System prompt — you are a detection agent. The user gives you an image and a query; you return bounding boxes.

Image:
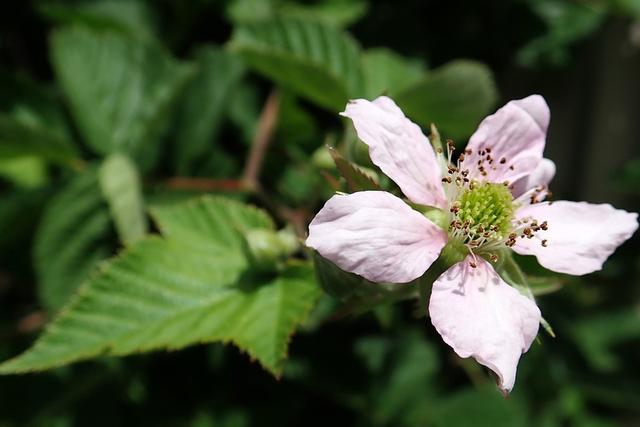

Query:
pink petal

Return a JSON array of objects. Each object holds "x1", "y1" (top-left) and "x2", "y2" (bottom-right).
[
  {"x1": 511, "y1": 158, "x2": 556, "y2": 199},
  {"x1": 429, "y1": 256, "x2": 541, "y2": 394},
  {"x1": 341, "y1": 97, "x2": 447, "y2": 208},
  {"x1": 465, "y1": 95, "x2": 549, "y2": 185},
  {"x1": 306, "y1": 191, "x2": 447, "y2": 283},
  {"x1": 513, "y1": 201, "x2": 638, "y2": 275}
]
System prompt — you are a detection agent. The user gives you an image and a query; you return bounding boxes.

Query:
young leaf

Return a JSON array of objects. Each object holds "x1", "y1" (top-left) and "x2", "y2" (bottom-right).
[
  {"x1": 328, "y1": 147, "x2": 380, "y2": 192},
  {"x1": 173, "y1": 46, "x2": 245, "y2": 174},
  {"x1": 0, "y1": 197, "x2": 320, "y2": 376},
  {"x1": 394, "y1": 60, "x2": 497, "y2": 139},
  {"x1": 99, "y1": 153, "x2": 148, "y2": 244},
  {"x1": 50, "y1": 27, "x2": 193, "y2": 163},
  {"x1": 35, "y1": 167, "x2": 113, "y2": 311},
  {"x1": 229, "y1": 15, "x2": 363, "y2": 111}
]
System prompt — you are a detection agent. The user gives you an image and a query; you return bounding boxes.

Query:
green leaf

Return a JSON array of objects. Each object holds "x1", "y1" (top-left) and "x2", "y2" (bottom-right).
[
  {"x1": 38, "y1": 0, "x2": 157, "y2": 41},
  {"x1": 372, "y1": 331, "x2": 439, "y2": 425},
  {"x1": 228, "y1": 81, "x2": 261, "y2": 146},
  {"x1": 0, "y1": 189, "x2": 47, "y2": 255},
  {"x1": 151, "y1": 196, "x2": 274, "y2": 246},
  {"x1": 313, "y1": 252, "x2": 380, "y2": 300},
  {"x1": 572, "y1": 309, "x2": 640, "y2": 372},
  {"x1": 616, "y1": 157, "x2": 640, "y2": 194},
  {"x1": 517, "y1": 0, "x2": 606, "y2": 67},
  {"x1": 225, "y1": 0, "x2": 275, "y2": 24},
  {"x1": 0, "y1": 197, "x2": 320, "y2": 376},
  {"x1": 328, "y1": 146, "x2": 380, "y2": 192},
  {"x1": 0, "y1": 156, "x2": 48, "y2": 189},
  {"x1": 278, "y1": 0, "x2": 369, "y2": 28},
  {"x1": 361, "y1": 48, "x2": 424, "y2": 98},
  {"x1": 35, "y1": 167, "x2": 113, "y2": 311},
  {"x1": 229, "y1": 15, "x2": 363, "y2": 111},
  {"x1": 394, "y1": 60, "x2": 498, "y2": 139},
  {"x1": 0, "y1": 113, "x2": 78, "y2": 167},
  {"x1": 50, "y1": 27, "x2": 194, "y2": 163},
  {"x1": 173, "y1": 47, "x2": 245, "y2": 174},
  {"x1": 312, "y1": 253, "x2": 416, "y2": 315},
  {"x1": 432, "y1": 387, "x2": 528, "y2": 427},
  {"x1": 226, "y1": 0, "x2": 368, "y2": 28},
  {"x1": 99, "y1": 154, "x2": 148, "y2": 244}
]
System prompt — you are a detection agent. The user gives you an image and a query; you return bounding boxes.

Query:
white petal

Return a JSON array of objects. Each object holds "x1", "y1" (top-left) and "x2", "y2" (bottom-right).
[
  {"x1": 511, "y1": 158, "x2": 556, "y2": 200},
  {"x1": 341, "y1": 97, "x2": 447, "y2": 208},
  {"x1": 513, "y1": 201, "x2": 638, "y2": 275},
  {"x1": 428, "y1": 256, "x2": 541, "y2": 394},
  {"x1": 464, "y1": 95, "x2": 549, "y2": 185},
  {"x1": 306, "y1": 191, "x2": 447, "y2": 283}
]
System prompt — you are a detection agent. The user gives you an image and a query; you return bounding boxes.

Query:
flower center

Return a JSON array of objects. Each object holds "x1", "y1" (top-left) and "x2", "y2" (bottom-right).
[{"x1": 449, "y1": 182, "x2": 514, "y2": 246}]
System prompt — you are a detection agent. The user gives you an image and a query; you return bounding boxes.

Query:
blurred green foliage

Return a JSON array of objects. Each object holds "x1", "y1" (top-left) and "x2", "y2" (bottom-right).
[{"x1": 0, "y1": 0, "x2": 639, "y2": 426}]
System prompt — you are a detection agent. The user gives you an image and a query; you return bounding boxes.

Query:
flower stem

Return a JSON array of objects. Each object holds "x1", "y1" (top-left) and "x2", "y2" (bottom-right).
[{"x1": 501, "y1": 253, "x2": 556, "y2": 338}]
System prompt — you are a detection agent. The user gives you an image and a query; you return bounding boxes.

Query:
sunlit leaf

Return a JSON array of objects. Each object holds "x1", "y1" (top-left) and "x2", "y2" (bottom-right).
[
  {"x1": 0, "y1": 197, "x2": 320, "y2": 376},
  {"x1": 0, "y1": 156, "x2": 48, "y2": 189}
]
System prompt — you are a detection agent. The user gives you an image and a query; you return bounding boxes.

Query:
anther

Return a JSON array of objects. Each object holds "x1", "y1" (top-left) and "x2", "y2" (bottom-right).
[{"x1": 541, "y1": 239, "x2": 548, "y2": 247}]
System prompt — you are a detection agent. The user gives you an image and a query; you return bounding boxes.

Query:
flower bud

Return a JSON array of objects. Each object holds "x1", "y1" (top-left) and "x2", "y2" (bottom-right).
[{"x1": 244, "y1": 228, "x2": 299, "y2": 271}]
